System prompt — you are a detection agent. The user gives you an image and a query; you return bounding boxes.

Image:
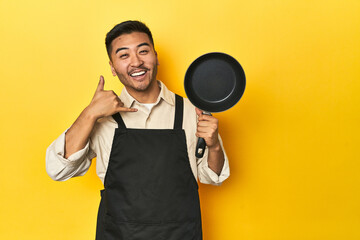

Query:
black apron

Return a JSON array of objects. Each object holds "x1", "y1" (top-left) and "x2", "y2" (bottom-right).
[{"x1": 96, "y1": 94, "x2": 202, "y2": 240}]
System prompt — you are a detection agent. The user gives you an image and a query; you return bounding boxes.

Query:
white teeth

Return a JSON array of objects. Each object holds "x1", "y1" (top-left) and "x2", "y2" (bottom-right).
[{"x1": 130, "y1": 71, "x2": 146, "y2": 77}]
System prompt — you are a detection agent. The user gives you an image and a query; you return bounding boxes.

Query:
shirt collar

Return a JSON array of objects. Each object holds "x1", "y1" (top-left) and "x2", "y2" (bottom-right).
[{"x1": 120, "y1": 80, "x2": 174, "y2": 108}]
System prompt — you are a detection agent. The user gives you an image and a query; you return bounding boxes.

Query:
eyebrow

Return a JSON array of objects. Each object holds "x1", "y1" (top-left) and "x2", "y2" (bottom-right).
[{"x1": 115, "y1": 42, "x2": 150, "y2": 54}]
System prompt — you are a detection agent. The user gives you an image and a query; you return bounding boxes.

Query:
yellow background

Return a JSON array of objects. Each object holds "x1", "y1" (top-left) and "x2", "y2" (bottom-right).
[{"x1": 1, "y1": 0, "x2": 359, "y2": 239}]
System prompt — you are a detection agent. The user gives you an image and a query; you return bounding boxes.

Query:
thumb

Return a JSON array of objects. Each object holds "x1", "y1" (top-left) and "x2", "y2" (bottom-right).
[
  {"x1": 195, "y1": 107, "x2": 203, "y2": 117},
  {"x1": 96, "y1": 75, "x2": 105, "y2": 92}
]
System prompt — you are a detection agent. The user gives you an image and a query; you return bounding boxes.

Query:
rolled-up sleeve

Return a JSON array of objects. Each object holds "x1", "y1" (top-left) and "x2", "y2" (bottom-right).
[
  {"x1": 197, "y1": 134, "x2": 230, "y2": 186},
  {"x1": 45, "y1": 130, "x2": 96, "y2": 181}
]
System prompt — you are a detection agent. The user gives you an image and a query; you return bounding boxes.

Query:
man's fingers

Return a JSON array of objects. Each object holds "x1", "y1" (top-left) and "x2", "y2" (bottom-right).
[
  {"x1": 116, "y1": 106, "x2": 138, "y2": 112},
  {"x1": 96, "y1": 75, "x2": 105, "y2": 92},
  {"x1": 198, "y1": 114, "x2": 217, "y2": 122},
  {"x1": 195, "y1": 107, "x2": 203, "y2": 117},
  {"x1": 197, "y1": 121, "x2": 217, "y2": 128}
]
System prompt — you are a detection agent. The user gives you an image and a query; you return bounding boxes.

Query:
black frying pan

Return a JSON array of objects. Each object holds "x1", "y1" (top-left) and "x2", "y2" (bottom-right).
[{"x1": 184, "y1": 52, "x2": 246, "y2": 158}]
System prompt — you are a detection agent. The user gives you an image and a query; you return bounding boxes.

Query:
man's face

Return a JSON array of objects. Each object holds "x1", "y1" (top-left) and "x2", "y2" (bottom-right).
[{"x1": 109, "y1": 32, "x2": 159, "y2": 94}]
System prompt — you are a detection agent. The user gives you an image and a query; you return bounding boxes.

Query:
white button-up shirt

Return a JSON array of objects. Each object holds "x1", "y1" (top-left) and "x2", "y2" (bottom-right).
[{"x1": 46, "y1": 81, "x2": 230, "y2": 186}]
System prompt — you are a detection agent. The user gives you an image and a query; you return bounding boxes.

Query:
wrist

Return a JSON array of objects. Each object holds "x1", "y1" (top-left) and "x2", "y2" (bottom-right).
[
  {"x1": 82, "y1": 105, "x2": 100, "y2": 123},
  {"x1": 208, "y1": 141, "x2": 221, "y2": 152}
]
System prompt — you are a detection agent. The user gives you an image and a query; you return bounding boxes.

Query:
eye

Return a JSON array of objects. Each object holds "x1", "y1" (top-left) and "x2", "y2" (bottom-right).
[
  {"x1": 120, "y1": 53, "x2": 128, "y2": 59},
  {"x1": 139, "y1": 50, "x2": 149, "y2": 54}
]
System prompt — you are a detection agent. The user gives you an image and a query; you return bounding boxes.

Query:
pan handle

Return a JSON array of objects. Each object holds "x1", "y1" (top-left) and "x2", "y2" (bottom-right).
[{"x1": 195, "y1": 112, "x2": 212, "y2": 158}]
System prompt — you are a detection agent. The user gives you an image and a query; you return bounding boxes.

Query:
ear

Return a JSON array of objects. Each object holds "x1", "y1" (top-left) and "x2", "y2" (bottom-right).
[
  {"x1": 109, "y1": 60, "x2": 117, "y2": 76},
  {"x1": 155, "y1": 51, "x2": 159, "y2": 66}
]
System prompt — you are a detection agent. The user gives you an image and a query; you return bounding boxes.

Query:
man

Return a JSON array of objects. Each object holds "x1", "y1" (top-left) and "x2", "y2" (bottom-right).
[{"x1": 46, "y1": 20, "x2": 230, "y2": 239}]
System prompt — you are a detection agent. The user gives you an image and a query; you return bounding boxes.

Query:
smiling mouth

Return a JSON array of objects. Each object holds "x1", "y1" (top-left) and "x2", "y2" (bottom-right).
[{"x1": 129, "y1": 70, "x2": 147, "y2": 77}]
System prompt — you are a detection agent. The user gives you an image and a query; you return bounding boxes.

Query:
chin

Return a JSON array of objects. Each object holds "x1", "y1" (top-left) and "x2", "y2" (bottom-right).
[{"x1": 135, "y1": 77, "x2": 156, "y2": 91}]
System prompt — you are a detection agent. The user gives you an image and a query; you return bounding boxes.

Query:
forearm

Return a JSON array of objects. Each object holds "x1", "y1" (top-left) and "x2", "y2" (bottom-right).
[
  {"x1": 207, "y1": 142, "x2": 225, "y2": 176},
  {"x1": 65, "y1": 106, "x2": 98, "y2": 158}
]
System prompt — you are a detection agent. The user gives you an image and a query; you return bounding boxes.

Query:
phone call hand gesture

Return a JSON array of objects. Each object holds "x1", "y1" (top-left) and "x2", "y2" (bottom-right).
[{"x1": 87, "y1": 76, "x2": 138, "y2": 120}]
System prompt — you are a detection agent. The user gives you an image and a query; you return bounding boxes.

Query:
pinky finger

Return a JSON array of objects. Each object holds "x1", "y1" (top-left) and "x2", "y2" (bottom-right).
[{"x1": 119, "y1": 107, "x2": 138, "y2": 112}]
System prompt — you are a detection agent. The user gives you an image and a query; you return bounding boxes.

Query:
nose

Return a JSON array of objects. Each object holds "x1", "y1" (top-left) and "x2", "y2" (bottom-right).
[{"x1": 130, "y1": 53, "x2": 143, "y2": 67}]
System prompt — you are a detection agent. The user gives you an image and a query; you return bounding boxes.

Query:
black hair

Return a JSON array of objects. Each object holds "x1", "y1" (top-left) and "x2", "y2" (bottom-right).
[{"x1": 105, "y1": 20, "x2": 154, "y2": 60}]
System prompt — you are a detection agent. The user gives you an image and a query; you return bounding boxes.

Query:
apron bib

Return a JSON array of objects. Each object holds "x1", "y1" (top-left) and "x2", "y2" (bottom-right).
[{"x1": 96, "y1": 94, "x2": 202, "y2": 240}]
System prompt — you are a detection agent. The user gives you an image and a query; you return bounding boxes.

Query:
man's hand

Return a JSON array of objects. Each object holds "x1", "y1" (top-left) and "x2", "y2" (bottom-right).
[
  {"x1": 195, "y1": 108, "x2": 220, "y2": 150},
  {"x1": 64, "y1": 76, "x2": 137, "y2": 158},
  {"x1": 86, "y1": 76, "x2": 137, "y2": 120},
  {"x1": 195, "y1": 108, "x2": 225, "y2": 175}
]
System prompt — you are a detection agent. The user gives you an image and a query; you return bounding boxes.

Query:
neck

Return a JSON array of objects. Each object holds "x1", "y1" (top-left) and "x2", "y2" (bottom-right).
[{"x1": 126, "y1": 80, "x2": 161, "y2": 103}]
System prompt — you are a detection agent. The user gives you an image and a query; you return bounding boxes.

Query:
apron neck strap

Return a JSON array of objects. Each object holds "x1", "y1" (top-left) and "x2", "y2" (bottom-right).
[
  {"x1": 173, "y1": 94, "x2": 183, "y2": 130},
  {"x1": 112, "y1": 112, "x2": 126, "y2": 129},
  {"x1": 112, "y1": 94, "x2": 184, "y2": 130}
]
